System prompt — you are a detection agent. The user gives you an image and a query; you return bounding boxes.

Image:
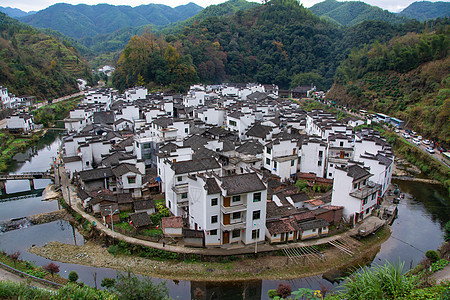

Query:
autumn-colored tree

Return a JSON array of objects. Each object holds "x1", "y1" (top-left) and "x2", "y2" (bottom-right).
[{"x1": 43, "y1": 262, "x2": 60, "y2": 277}]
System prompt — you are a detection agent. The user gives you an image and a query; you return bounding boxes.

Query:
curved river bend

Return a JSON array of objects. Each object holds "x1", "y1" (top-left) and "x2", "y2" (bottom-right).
[{"x1": 0, "y1": 131, "x2": 448, "y2": 299}]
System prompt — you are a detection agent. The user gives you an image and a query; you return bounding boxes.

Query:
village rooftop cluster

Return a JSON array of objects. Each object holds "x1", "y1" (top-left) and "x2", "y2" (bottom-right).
[{"x1": 54, "y1": 83, "x2": 394, "y2": 248}]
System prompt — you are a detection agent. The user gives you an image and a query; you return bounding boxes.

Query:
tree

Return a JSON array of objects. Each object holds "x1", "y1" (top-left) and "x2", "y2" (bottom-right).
[
  {"x1": 113, "y1": 270, "x2": 168, "y2": 300},
  {"x1": 101, "y1": 277, "x2": 116, "y2": 289},
  {"x1": 8, "y1": 251, "x2": 20, "y2": 269},
  {"x1": 43, "y1": 262, "x2": 60, "y2": 278},
  {"x1": 68, "y1": 271, "x2": 79, "y2": 283},
  {"x1": 276, "y1": 282, "x2": 292, "y2": 298}
]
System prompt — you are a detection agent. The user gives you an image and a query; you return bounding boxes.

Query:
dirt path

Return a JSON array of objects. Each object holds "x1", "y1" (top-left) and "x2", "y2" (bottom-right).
[{"x1": 28, "y1": 228, "x2": 388, "y2": 282}]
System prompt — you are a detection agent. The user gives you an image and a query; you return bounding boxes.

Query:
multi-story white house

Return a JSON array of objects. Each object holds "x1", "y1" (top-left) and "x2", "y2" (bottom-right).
[
  {"x1": 326, "y1": 134, "x2": 354, "y2": 179},
  {"x1": 186, "y1": 172, "x2": 267, "y2": 247},
  {"x1": 125, "y1": 86, "x2": 147, "y2": 101},
  {"x1": 226, "y1": 111, "x2": 255, "y2": 140},
  {"x1": 299, "y1": 138, "x2": 327, "y2": 178},
  {"x1": 84, "y1": 88, "x2": 112, "y2": 108},
  {"x1": 263, "y1": 139, "x2": 299, "y2": 181},
  {"x1": 196, "y1": 107, "x2": 225, "y2": 126},
  {"x1": 0, "y1": 86, "x2": 11, "y2": 109},
  {"x1": 331, "y1": 164, "x2": 381, "y2": 224},
  {"x1": 64, "y1": 107, "x2": 93, "y2": 133},
  {"x1": 6, "y1": 113, "x2": 34, "y2": 133},
  {"x1": 162, "y1": 157, "x2": 222, "y2": 217}
]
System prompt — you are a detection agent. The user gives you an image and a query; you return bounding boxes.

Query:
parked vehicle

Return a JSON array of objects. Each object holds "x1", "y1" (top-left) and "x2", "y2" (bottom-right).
[
  {"x1": 412, "y1": 138, "x2": 421, "y2": 145},
  {"x1": 423, "y1": 140, "x2": 431, "y2": 145},
  {"x1": 417, "y1": 135, "x2": 422, "y2": 140},
  {"x1": 411, "y1": 131, "x2": 418, "y2": 137},
  {"x1": 426, "y1": 146, "x2": 435, "y2": 154},
  {"x1": 437, "y1": 146, "x2": 447, "y2": 153},
  {"x1": 402, "y1": 132, "x2": 410, "y2": 139}
]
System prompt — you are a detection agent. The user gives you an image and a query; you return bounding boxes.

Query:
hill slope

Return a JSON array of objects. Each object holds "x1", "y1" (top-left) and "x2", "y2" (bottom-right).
[
  {"x1": 309, "y1": 0, "x2": 410, "y2": 26},
  {"x1": 0, "y1": 12, "x2": 93, "y2": 99},
  {"x1": 399, "y1": 1, "x2": 450, "y2": 21},
  {"x1": 18, "y1": 2, "x2": 203, "y2": 39},
  {"x1": 327, "y1": 27, "x2": 450, "y2": 144},
  {"x1": 113, "y1": 0, "x2": 412, "y2": 92},
  {"x1": 0, "y1": 6, "x2": 35, "y2": 18}
]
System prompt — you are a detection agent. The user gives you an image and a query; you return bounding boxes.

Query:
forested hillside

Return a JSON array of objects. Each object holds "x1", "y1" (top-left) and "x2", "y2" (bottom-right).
[
  {"x1": 327, "y1": 23, "x2": 450, "y2": 144},
  {"x1": 0, "y1": 6, "x2": 35, "y2": 18},
  {"x1": 309, "y1": 0, "x2": 409, "y2": 26},
  {"x1": 19, "y1": 3, "x2": 203, "y2": 39},
  {"x1": 0, "y1": 12, "x2": 94, "y2": 99},
  {"x1": 399, "y1": 1, "x2": 450, "y2": 21},
  {"x1": 112, "y1": 0, "x2": 424, "y2": 92}
]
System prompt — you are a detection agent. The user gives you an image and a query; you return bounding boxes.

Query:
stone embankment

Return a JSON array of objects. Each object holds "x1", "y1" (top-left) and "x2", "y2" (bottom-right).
[{"x1": 27, "y1": 210, "x2": 71, "y2": 225}]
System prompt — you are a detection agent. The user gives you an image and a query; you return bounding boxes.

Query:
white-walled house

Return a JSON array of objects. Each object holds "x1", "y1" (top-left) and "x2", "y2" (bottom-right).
[
  {"x1": 186, "y1": 172, "x2": 267, "y2": 247},
  {"x1": 125, "y1": 86, "x2": 147, "y2": 101},
  {"x1": 64, "y1": 107, "x2": 93, "y2": 133},
  {"x1": 331, "y1": 164, "x2": 381, "y2": 224},
  {"x1": 163, "y1": 157, "x2": 222, "y2": 217},
  {"x1": 299, "y1": 138, "x2": 327, "y2": 178},
  {"x1": 196, "y1": 107, "x2": 226, "y2": 126},
  {"x1": 263, "y1": 139, "x2": 299, "y2": 181},
  {"x1": 112, "y1": 163, "x2": 143, "y2": 197},
  {"x1": 226, "y1": 111, "x2": 255, "y2": 140},
  {"x1": 6, "y1": 113, "x2": 34, "y2": 133}
]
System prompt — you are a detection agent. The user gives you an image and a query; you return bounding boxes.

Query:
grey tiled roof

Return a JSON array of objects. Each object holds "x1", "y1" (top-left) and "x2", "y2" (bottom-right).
[
  {"x1": 347, "y1": 165, "x2": 371, "y2": 181},
  {"x1": 112, "y1": 163, "x2": 142, "y2": 177},
  {"x1": 172, "y1": 157, "x2": 220, "y2": 175},
  {"x1": 236, "y1": 140, "x2": 263, "y2": 155},
  {"x1": 246, "y1": 124, "x2": 272, "y2": 139},
  {"x1": 134, "y1": 199, "x2": 156, "y2": 210},
  {"x1": 204, "y1": 178, "x2": 221, "y2": 195},
  {"x1": 297, "y1": 218, "x2": 329, "y2": 230},
  {"x1": 130, "y1": 212, "x2": 152, "y2": 227},
  {"x1": 220, "y1": 173, "x2": 266, "y2": 196},
  {"x1": 78, "y1": 167, "x2": 113, "y2": 181}
]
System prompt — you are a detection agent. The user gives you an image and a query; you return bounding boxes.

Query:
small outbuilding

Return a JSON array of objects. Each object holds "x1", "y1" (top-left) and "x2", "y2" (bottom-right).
[{"x1": 161, "y1": 216, "x2": 183, "y2": 237}]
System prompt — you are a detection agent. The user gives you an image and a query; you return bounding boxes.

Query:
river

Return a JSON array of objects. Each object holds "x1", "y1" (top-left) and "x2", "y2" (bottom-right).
[{"x1": 0, "y1": 130, "x2": 448, "y2": 299}]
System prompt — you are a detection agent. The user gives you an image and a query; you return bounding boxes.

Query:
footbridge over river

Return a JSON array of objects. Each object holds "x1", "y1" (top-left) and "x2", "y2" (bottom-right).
[{"x1": 0, "y1": 172, "x2": 53, "y2": 194}]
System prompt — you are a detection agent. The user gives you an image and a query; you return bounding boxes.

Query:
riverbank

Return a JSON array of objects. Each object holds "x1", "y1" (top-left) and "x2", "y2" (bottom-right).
[
  {"x1": 28, "y1": 226, "x2": 390, "y2": 282},
  {"x1": 0, "y1": 129, "x2": 46, "y2": 172}
]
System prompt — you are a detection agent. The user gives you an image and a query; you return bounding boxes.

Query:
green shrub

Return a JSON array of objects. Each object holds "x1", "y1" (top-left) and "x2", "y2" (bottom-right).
[
  {"x1": 267, "y1": 289, "x2": 278, "y2": 299},
  {"x1": 25, "y1": 269, "x2": 48, "y2": 278},
  {"x1": 68, "y1": 270, "x2": 79, "y2": 282},
  {"x1": 426, "y1": 250, "x2": 439, "y2": 263},
  {"x1": 108, "y1": 245, "x2": 119, "y2": 255}
]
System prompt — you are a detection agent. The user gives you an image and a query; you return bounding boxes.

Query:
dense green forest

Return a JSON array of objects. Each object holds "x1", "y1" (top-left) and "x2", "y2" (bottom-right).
[
  {"x1": 0, "y1": 12, "x2": 94, "y2": 100},
  {"x1": 18, "y1": 2, "x2": 202, "y2": 39},
  {"x1": 328, "y1": 23, "x2": 450, "y2": 145},
  {"x1": 310, "y1": 0, "x2": 410, "y2": 26},
  {"x1": 399, "y1": 1, "x2": 450, "y2": 21},
  {"x1": 113, "y1": 0, "x2": 426, "y2": 92}
]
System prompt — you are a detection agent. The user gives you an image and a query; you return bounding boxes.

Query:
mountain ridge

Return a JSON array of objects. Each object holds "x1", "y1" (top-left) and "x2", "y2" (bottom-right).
[{"x1": 18, "y1": 2, "x2": 203, "y2": 39}]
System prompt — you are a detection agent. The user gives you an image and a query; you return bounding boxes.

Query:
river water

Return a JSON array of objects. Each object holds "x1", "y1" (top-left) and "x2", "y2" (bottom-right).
[{"x1": 0, "y1": 130, "x2": 448, "y2": 299}]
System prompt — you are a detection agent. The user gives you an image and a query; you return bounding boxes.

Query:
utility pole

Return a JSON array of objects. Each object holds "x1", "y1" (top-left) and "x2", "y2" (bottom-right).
[{"x1": 67, "y1": 186, "x2": 71, "y2": 206}]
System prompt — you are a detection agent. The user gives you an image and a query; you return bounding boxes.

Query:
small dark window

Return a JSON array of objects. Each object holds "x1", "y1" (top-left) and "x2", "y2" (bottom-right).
[
  {"x1": 177, "y1": 176, "x2": 182, "y2": 182},
  {"x1": 232, "y1": 229, "x2": 240, "y2": 238},
  {"x1": 253, "y1": 192, "x2": 261, "y2": 202},
  {"x1": 211, "y1": 198, "x2": 218, "y2": 206},
  {"x1": 211, "y1": 215, "x2": 218, "y2": 224},
  {"x1": 181, "y1": 193, "x2": 187, "y2": 199},
  {"x1": 210, "y1": 229, "x2": 217, "y2": 236},
  {"x1": 252, "y1": 210, "x2": 261, "y2": 220},
  {"x1": 232, "y1": 195, "x2": 241, "y2": 202}
]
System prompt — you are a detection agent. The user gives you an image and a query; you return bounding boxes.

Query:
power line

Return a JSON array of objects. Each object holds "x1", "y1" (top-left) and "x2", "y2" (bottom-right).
[{"x1": 389, "y1": 235, "x2": 426, "y2": 254}]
